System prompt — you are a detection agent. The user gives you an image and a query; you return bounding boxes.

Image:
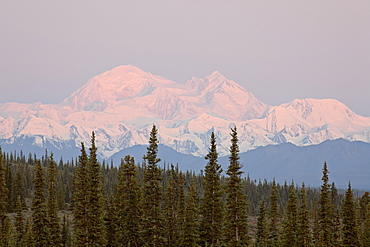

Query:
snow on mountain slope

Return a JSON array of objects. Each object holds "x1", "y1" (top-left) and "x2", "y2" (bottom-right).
[
  {"x1": 0, "y1": 65, "x2": 370, "y2": 158},
  {"x1": 186, "y1": 71, "x2": 269, "y2": 120},
  {"x1": 245, "y1": 98, "x2": 370, "y2": 147}
]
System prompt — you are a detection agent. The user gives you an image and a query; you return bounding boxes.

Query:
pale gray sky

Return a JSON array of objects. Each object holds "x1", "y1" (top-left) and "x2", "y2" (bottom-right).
[{"x1": 1, "y1": 0, "x2": 370, "y2": 116}]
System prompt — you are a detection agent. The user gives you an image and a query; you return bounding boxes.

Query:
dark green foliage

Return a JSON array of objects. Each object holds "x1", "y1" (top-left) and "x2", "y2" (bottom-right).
[
  {"x1": 183, "y1": 179, "x2": 200, "y2": 247},
  {"x1": 32, "y1": 160, "x2": 50, "y2": 246},
  {"x1": 342, "y1": 183, "x2": 359, "y2": 246},
  {"x1": 24, "y1": 219, "x2": 35, "y2": 247},
  {"x1": 224, "y1": 127, "x2": 249, "y2": 246},
  {"x1": 47, "y1": 154, "x2": 61, "y2": 245},
  {"x1": 177, "y1": 171, "x2": 186, "y2": 246},
  {"x1": 87, "y1": 132, "x2": 106, "y2": 246},
  {"x1": 0, "y1": 147, "x2": 9, "y2": 245},
  {"x1": 73, "y1": 133, "x2": 107, "y2": 247},
  {"x1": 200, "y1": 132, "x2": 224, "y2": 246},
  {"x1": 164, "y1": 166, "x2": 177, "y2": 245},
  {"x1": 281, "y1": 182, "x2": 299, "y2": 247},
  {"x1": 142, "y1": 125, "x2": 165, "y2": 246},
  {"x1": 1, "y1": 217, "x2": 13, "y2": 247},
  {"x1": 297, "y1": 183, "x2": 312, "y2": 246},
  {"x1": 362, "y1": 203, "x2": 370, "y2": 246},
  {"x1": 256, "y1": 199, "x2": 268, "y2": 247},
  {"x1": 116, "y1": 155, "x2": 142, "y2": 246},
  {"x1": 15, "y1": 196, "x2": 25, "y2": 246},
  {"x1": 73, "y1": 143, "x2": 89, "y2": 246},
  {"x1": 61, "y1": 215, "x2": 72, "y2": 247},
  {"x1": 359, "y1": 191, "x2": 370, "y2": 223},
  {"x1": 333, "y1": 209, "x2": 342, "y2": 246},
  {"x1": 268, "y1": 180, "x2": 280, "y2": 246},
  {"x1": 164, "y1": 165, "x2": 186, "y2": 246},
  {"x1": 5, "y1": 164, "x2": 14, "y2": 213},
  {"x1": 105, "y1": 196, "x2": 119, "y2": 247},
  {"x1": 14, "y1": 170, "x2": 26, "y2": 209},
  {"x1": 316, "y1": 162, "x2": 334, "y2": 247}
]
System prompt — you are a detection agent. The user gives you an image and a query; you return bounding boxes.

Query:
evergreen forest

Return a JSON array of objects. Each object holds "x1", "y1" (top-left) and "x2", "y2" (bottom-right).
[{"x1": 0, "y1": 125, "x2": 369, "y2": 246}]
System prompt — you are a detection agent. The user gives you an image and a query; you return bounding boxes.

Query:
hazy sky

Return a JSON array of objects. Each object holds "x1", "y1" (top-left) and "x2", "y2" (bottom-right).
[{"x1": 1, "y1": 1, "x2": 370, "y2": 116}]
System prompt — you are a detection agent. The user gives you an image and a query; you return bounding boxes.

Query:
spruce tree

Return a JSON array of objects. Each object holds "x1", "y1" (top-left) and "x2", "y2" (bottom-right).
[
  {"x1": 73, "y1": 142, "x2": 89, "y2": 247},
  {"x1": 47, "y1": 153, "x2": 61, "y2": 246},
  {"x1": 0, "y1": 147, "x2": 9, "y2": 246},
  {"x1": 281, "y1": 181, "x2": 299, "y2": 247},
  {"x1": 297, "y1": 183, "x2": 312, "y2": 246},
  {"x1": 15, "y1": 196, "x2": 25, "y2": 246},
  {"x1": 61, "y1": 215, "x2": 72, "y2": 247},
  {"x1": 141, "y1": 125, "x2": 165, "y2": 246},
  {"x1": 362, "y1": 203, "x2": 370, "y2": 246},
  {"x1": 105, "y1": 196, "x2": 119, "y2": 247},
  {"x1": 342, "y1": 183, "x2": 359, "y2": 246},
  {"x1": 333, "y1": 209, "x2": 342, "y2": 246},
  {"x1": 87, "y1": 132, "x2": 106, "y2": 246},
  {"x1": 317, "y1": 162, "x2": 334, "y2": 246},
  {"x1": 268, "y1": 180, "x2": 280, "y2": 246},
  {"x1": 164, "y1": 165, "x2": 178, "y2": 246},
  {"x1": 116, "y1": 155, "x2": 142, "y2": 246},
  {"x1": 163, "y1": 166, "x2": 186, "y2": 246},
  {"x1": 183, "y1": 179, "x2": 200, "y2": 247},
  {"x1": 256, "y1": 199, "x2": 268, "y2": 247},
  {"x1": 32, "y1": 160, "x2": 50, "y2": 246},
  {"x1": 5, "y1": 163, "x2": 14, "y2": 213},
  {"x1": 224, "y1": 127, "x2": 249, "y2": 246},
  {"x1": 14, "y1": 170, "x2": 26, "y2": 209},
  {"x1": 177, "y1": 171, "x2": 186, "y2": 246},
  {"x1": 200, "y1": 132, "x2": 224, "y2": 246},
  {"x1": 24, "y1": 219, "x2": 35, "y2": 247},
  {"x1": 1, "y1": 217, "x2": 13, "y2": 247}
]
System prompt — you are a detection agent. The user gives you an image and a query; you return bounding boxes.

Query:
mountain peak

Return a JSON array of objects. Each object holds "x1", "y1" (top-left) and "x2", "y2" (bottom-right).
[
  {"x1": 98, "y1": 65, "x2": 150, "y2": 79},
  {"x1": 205, "y1": 71, "x2": 228, "y2": 83}
]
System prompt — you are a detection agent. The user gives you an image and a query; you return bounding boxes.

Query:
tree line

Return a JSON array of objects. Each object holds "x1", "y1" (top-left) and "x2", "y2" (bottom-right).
[{"x1": 0, "y1": 125, "x2": 368, "y2": 246}]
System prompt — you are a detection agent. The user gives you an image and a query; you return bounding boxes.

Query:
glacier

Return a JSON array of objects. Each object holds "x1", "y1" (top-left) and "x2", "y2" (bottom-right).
[{"x1": 1, "y1": 65, "x2": 370, "y2": 159}]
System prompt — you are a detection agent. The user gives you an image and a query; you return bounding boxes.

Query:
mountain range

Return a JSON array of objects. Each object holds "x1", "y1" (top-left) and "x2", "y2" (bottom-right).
[{"x1": 1, "y1": 65, "x2": 370, "y2": 188}]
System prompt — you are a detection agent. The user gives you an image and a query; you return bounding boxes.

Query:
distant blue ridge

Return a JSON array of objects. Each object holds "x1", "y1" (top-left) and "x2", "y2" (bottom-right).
[{"x1": 2, "y1": 137, "x2": 370, "y2": 190}]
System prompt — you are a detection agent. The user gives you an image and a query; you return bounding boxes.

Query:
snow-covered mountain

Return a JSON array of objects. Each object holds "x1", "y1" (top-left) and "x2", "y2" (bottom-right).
[{"x1": 1, "y1": 65, "x2": 370, "y2": 159}]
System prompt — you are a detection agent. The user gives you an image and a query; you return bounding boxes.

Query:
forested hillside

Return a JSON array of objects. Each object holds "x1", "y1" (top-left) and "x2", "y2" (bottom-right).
[{"x1": 0, "y1": 125, "x2": 368, "y2": 246}]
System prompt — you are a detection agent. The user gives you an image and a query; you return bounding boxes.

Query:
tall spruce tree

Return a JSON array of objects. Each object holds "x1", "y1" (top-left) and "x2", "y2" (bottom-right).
[
  {"x1": 256, "y1": 199, "x2": 268, "y2": 247},
  {"x1": 341, "y1": 183, "x2": 359, "y2": 246},
  {"x1": 268, "y1": 180, "x2": 280, "y2": 246},
  {"x1": 200, "y1": 132, "x2": 224, "y2": 246},
  {"x1": 183, "y1": 179, "x2": 200, "y2": 247},
  {"x1": 141, "y1": 125, "x2": 165, "y2": 246},
  {"x1": 164, "y1": 165, "x2": 180, "y2": 246},
  {"x1": 281, "y1": 181, "x2": 299, "y2": 247},
  {"x1": 224, "y1": 127, "x2": 249, "y2": 246},
  {"x1": 24, "y1": 219, "x2": 35, "y2": 247},
  {"x1": 362, "y1": 203, "x2": 370, "y2": 246},
  {"x1": 61, "y1": 215, "x2": 72, "y2": 247},
  {"x1": 0, "y1": 147, "x2": 9, "y2": 246},
  {"x1": 73, "y1": 143, "x2": 89, "y2": 247},
  {"x1": 317, "y1": 162, "x2": 334, "y2": 246},
  {"x1": 5, "y1": 163, "x2": 14, "y2": 213},
  {"x1": 105, "y1": 196, "x2": 119, "y2": 247},
  {"x1": 164, "y1": 166, "x2": 186, "y2": 246},
  {"x1": 15, "y1": 196, "x2": 25, "y2": 246},
  {"x1": 32, "y1": 160, "x2": 50, "y2": 246},
  {"x1": 116, "y1": 155, "x2": 142, "y2": 247},
  {"x1": 87, "y1": 132, "x2": 106, "y2": 246},
  {"x1": 177, "y1": 171, "x2": 186, "y2": 246},
  {"x1": 297, "y1": 183, "x2": 312, "y2": 246},
  {"x1": 47, "y1": 153, "x2": 61, "y2": 246}
]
